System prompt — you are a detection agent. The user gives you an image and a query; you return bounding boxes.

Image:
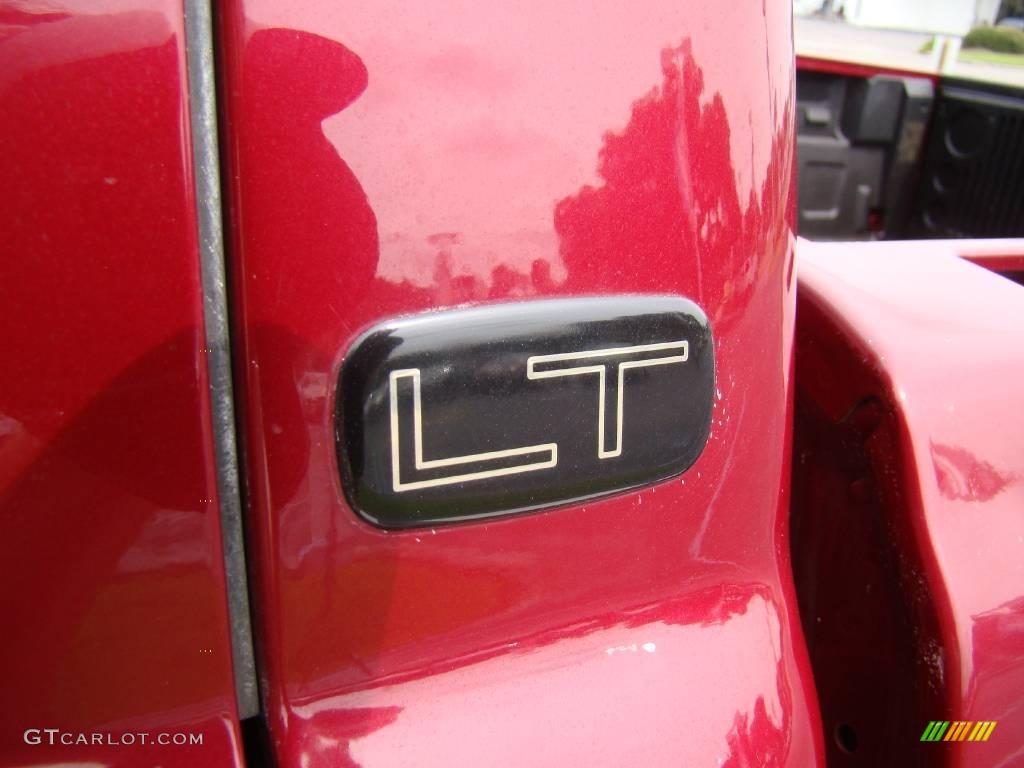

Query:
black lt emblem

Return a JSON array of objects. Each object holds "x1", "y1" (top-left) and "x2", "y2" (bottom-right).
[{"x1": 337, "y1": 296, "x2": 714, "y2": 528}]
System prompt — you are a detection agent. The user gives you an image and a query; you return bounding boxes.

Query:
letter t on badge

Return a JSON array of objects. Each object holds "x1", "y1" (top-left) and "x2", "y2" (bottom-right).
[{"x1": 527, "y1": 341, "x2": 688, "y2": 459}]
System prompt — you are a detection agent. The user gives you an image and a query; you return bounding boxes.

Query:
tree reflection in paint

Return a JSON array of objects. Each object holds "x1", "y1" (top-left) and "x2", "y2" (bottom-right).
[{"x1": 555, "y1": 38, "x2": 793, "y2": 332}]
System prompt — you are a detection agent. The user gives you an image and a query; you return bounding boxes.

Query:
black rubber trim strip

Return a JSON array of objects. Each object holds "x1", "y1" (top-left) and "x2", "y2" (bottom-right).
[{"x1": 183, "y1": 0, "x2": 259, "y2": 720}]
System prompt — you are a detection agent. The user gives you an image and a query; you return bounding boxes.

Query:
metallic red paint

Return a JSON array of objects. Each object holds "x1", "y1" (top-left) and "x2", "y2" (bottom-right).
[
  {"x1": 794, "y1": 238, "x2": 1024, "y2": 765},
  {"x1": 0, "y1": 2, "x2": 242, "y2": 766},
  {"x1": 218, "y1": 1, "x2": 821, "y2": 765}
]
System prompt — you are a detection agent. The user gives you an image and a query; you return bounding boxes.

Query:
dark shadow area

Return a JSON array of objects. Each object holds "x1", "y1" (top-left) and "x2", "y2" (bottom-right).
[
  {"x1": 791, "y1": 298, "x2": 949, "y2": 767},
  {"x1": 241, "y1": 28, "x2": 379, "y2": 299}
]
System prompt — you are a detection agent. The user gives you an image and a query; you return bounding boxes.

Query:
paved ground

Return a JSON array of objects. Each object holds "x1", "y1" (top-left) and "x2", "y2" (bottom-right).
[{"x1": 795, "y1": 16, "x2": 1024, "y2": 88}]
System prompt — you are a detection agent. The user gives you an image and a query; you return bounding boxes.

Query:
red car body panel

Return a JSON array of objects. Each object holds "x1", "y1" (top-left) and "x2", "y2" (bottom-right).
[
  {"x1": 0, "y1": 2, "x2": 242, "y2": 766},
  {"x1": 217, "y1": 0, "x2": 823, "y2": 765},
  {"x1": 4, "y1": 0, "x2": 1024, "y2": 765},
  {"x1": 793, "y1": 239, "x2": 1024, "y2": 766}
]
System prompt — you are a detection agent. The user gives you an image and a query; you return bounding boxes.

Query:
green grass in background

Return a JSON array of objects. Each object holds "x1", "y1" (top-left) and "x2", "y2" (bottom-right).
[{"x1": 960, "y1": 48, "x2": 1024, "y2": 66}]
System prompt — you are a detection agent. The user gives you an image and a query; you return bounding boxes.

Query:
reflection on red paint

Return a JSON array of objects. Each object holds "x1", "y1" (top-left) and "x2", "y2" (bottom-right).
[
  {"x1": 289, "y1": 585, "x2": 790, "y2": 768},
  {"x1": 555, "y1": 38, "x2": 793, "y2": 335},
  {"x1": 931, "y1": 442, "x2": 1013, "y2": 502}
]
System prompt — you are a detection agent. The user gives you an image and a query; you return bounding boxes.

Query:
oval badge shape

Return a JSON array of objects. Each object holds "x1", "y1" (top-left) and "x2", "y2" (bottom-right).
[{"x1": 336, "y1": 296, "x2": 714, "y2": 528}]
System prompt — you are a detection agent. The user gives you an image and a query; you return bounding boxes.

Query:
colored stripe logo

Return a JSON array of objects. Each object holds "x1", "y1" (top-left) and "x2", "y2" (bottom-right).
[{"x1": 921, "y1": 721, "x2": 996, "y2": 742}]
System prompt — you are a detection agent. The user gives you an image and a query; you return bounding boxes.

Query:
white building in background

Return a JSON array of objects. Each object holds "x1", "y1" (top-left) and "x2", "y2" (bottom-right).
[{"x1": 799, "y1": 0, "x2": 1002, "y2": 36}]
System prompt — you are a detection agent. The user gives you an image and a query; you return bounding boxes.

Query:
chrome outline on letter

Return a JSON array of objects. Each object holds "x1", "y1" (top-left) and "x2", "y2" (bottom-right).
[
  {"x1": 388, "y1": 369, "x2": 558, "y2": 492},
  {"x1": 527, "y1": 341, "x2": 688, "y2": 458}
]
